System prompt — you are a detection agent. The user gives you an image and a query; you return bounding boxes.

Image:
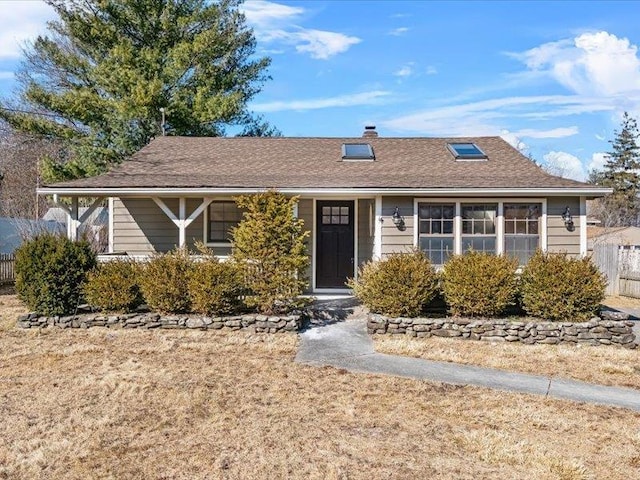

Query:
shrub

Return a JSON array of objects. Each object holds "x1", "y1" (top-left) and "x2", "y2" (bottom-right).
[
  {"x1": 441, "y1": 251, "x2": 518, "y2": 317},
  {"x1": 189, "y1": 256, "x2": 244, "y2": 315},
  {"x1": 520, "y1": 250, "x2": 606, "y2": 321},
  {"x1": 139, "y1": 248, "x2": 193, "y2": 314},
  {"x1": 84, "y1": 259, "x2": 143, "y2": 312},
  {"x1": 348, "y1": 250, "x2": 439, "y2": 317},
  {"x1": 14, "y1": 234, "x2": 96, "y2": 315},
  {"x1": 231, "y1": 191, "x2": 310, "y2": 314}
]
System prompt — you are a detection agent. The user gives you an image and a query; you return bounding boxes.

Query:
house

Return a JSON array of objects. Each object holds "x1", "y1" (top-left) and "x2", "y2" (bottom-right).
[
  {"x1": 587, "y1": 226, "x2": 640, "y2": 252},
  {"x1": 37, "y1": 126, "x2": 611, "y2": 293}
]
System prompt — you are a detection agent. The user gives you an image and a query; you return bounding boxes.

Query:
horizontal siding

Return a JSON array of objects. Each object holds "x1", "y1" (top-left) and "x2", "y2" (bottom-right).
[
  {"x1": 546, "y1": 196, "x2": 581, "y2": 255},
  {"x1": 113, "y1": 198, "x2": 207, "y2": 255},
  {"x1": 358, "y1": 199, "x2": 374, "y2": 266},
  {"x1": 381, "y1": 196, "x2": 414, "y2": 256}
]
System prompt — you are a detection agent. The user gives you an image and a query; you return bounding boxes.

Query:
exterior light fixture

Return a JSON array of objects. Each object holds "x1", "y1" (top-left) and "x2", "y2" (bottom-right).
[
  {"x1": 561, "y1": 206, "x2": 573, "y2": 227},
  {"x1": 392, "y1": 206, "x2": 404, "y2": 227}
]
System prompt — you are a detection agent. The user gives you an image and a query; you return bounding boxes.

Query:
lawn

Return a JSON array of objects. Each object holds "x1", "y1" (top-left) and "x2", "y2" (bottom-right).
[{"x1": 0, "y1": 290, "x2": 639, "y2": 479}]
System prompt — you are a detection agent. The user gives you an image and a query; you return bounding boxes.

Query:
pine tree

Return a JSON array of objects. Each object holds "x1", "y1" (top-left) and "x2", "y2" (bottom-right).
[
  {"x1": 231, "y1": 191, "x2": 310, "y2": 314},
  {"x1": 0, "y1": 0, "x2": 276, "y2": 182},
  {"x1": 590, "y1": 112, "x2": 640, "y2": 226}
]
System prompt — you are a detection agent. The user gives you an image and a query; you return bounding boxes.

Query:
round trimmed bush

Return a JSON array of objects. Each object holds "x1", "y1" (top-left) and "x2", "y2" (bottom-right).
[
  {"x1": 15, "y1": 234, "x2": 97, "y2": 315},
  {"x1": 84, "y1": 259, "x2": 143, "y2": 312},
  {"x1": 349, "y1": 250, "x2": 439, "y2": 317},
  {"x1": 520, "y1": 250, "x2": 606, "y2": 321},
  {"x1": 441, "y1": 251, "x2": 518, "y2": 317},
  {"x1": 188, "y1": 258, "x2": 244, "y2": 315},
  {"x1": 139, "y1": 249, "x2": 193, "y2": 314}
]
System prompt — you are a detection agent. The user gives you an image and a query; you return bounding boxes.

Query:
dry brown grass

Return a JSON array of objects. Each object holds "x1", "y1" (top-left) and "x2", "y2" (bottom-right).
[
  {"x1": 374, "y1": 334, "x2": 640, "y2": 390},
  {"x1": 0, "y1": 287, "x2": 28, "y2": 332},
  {"x1": 603, "y1": 295, "x2": 640, "y2": 310},
  {"x1": 0, "y1": 294, "x2": 639, "y2": 479}
]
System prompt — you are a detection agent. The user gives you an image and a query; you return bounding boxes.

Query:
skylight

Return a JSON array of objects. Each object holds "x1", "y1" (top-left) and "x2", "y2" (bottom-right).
[
  {"x1": 447, "y1": 143, "x2": 487, "y2": 160},
  {"x1": 342, "y1": 143, "x2": 375, "y2": 161}
]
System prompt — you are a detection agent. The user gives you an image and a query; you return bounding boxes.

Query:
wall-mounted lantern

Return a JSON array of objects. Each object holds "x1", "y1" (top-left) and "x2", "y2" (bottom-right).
[
  {"x1": 561, "y1": 206, "x2": 574, "y2": 227},
  {"x1": 392, "y1": 206, "x2": 404, "y2": 228}
]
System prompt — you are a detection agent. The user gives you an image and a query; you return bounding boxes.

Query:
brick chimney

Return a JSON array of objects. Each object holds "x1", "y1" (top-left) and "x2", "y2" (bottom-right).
[{"x1": 362, "y1": 125, "x2": 378, "y2": 138}]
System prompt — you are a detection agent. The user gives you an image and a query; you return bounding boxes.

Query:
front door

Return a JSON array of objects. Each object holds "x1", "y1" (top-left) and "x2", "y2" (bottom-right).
[{"x1": 316, "y1": 201, "x2": 355, "y2": 288}]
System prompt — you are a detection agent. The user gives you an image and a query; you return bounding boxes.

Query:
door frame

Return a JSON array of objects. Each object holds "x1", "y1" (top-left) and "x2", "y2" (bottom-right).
[{"x1": 312, "y1": 198, "x2": 358, "y2": 293}]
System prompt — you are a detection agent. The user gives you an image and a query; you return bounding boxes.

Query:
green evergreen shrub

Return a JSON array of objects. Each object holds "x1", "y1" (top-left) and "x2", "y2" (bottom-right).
[
  {"x1": 520, "y1": 250, "x2": 606, "y2": 321},
  {"x1": 139, "y1": 248, "x2": 193, "y2": 314},
  {"x1": 348, "y1": 250, "x2": 439, "y2": 317},
  {"x1": 188, "y1": 256, "x2": 244, "y2": 316},
  {"x1": 441, "y1": 251, "x2": 518, "y2": 317},
  {"x1": 14, "y1": 233, "x2": 97, "y2": 315},
  {"x1": 84, "y1": 259, "x2": 143, "y2": 312},
  {"x1": 231, "y1": 191, "x2": 310, "y2": 314}
]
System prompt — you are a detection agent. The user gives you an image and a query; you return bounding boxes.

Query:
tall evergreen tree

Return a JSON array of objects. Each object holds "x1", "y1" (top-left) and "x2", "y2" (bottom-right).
[
  {"x1": 0, "y1": 0, "x2": 276, "y2": 182},
  {"x1": 590, "y1": 112, "x2": 640, "y2": 226}
]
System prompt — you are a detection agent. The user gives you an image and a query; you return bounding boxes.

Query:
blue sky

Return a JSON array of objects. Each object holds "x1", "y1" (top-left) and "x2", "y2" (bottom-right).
[{"x1": 1, "y1": 1, "x2": 640, "y2": 182}]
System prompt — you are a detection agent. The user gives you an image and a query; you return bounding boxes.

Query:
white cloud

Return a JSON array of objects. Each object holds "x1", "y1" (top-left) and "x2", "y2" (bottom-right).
[
  {"x1": 500, "y1": 131, "x2": 528, "y2": 153},
  {"x1": 394, "y1": 63, "x2": 414, "y2": 77},
  {"x1": 511, "y1": 126, "x2": 579, "y2": 139},
  {"x1": 512, "y1": 31, "x2": 640, "y2": 97},
  {"x1": 0, "y1": 1, "x2": 55, "y2": 59},
  {"x1": 389, "y1": 27, "x2": 409, "y2": 36},
  {"x1": 242, "y1": 0, "x2": 303, "y2": 27},
  {"x1": 382, "y1": 94, "x2": 608, "y2": 136},
  {"x1": 588, "y1": 152, "x2": 609, "y2": 172},
  {"x1": 425, "y1": 65, "x2": 438, "y2": 75},
  {"x1": 0, "y1": 71, "x2": 14, "y2": 80},
  {"x1": 242, "y1": 1, "x2": 360, "y2": 59},
  {"x1": 543, "y1": 151, "x2": 586, "y2": 181},
  {"x1": 252, "y1": 90, "x2": 391, "y2": 112}
]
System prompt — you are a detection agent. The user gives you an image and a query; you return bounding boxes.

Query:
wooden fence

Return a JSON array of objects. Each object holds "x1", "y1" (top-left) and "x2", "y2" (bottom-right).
[
  {"x1": 0, "y1": 253, "x2": 15, "y2": 285},
  {"x1": 592, "y1": 244, "x2": 640, "y2": 298}
]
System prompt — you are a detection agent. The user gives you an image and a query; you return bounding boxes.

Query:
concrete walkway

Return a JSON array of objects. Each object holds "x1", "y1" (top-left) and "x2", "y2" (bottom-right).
[{"x1": 295, "y1": 317, "x2": 640, "y2": 412}]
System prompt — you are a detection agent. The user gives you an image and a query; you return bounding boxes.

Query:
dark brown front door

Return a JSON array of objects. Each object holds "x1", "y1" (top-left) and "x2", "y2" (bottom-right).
[{"x1": 316, "y1": 201, "x2": 354, "y2": 288}]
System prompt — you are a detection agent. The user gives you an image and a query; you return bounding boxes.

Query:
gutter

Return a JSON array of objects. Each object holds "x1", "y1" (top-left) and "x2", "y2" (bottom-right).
[{"x1": 37, "y1": 186, "x2": 614, "y2": 197}]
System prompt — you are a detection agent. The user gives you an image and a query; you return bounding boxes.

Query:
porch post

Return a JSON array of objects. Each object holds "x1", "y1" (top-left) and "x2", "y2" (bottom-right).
[
  {"x1": 373, "y1": 195, "x2": 382, "y2": 260},
  {"x1": 179, "y1": 197, "x2": 186, "y2": 247},
  {"x1": 69, "y1": 197, "x2": 79, "y2": 241},
  {"x1": 579, "y1": 196, "x2": 587, "y2": 257}
]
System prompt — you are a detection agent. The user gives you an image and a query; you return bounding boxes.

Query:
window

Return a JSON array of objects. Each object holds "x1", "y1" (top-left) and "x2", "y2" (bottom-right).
[
  {"x1": 504, "y1": 203, "x2": 541, "y2": 264},
  {"x1": 208, "y1": 201, "x2": 242, "y2": 243},
  {"x1": 447, "y1": 142, "x2": 487, "y2": 160},
  {"x1": 342, "y1": 143, "x2": 375, "y2": 160},
  {"x1": 321, "y1": 205, "x2": 350, "y2": 225},
  {"x1": 418, "y1": 203, "x2": 455, "y2": 264},
  {"x1": 461, "y1": 203, "x2": 497, "y2": 253}
]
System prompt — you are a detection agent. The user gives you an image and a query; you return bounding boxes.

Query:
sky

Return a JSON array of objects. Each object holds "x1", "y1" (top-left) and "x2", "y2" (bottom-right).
[{"x1": 1, "y1": 1, "x2": 640, "y2": 182}]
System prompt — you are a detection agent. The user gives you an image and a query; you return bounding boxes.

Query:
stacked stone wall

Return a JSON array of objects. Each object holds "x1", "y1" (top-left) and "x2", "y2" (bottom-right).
[{"x1": 368, "y1": 311, "x2": 636, "y2": 348}]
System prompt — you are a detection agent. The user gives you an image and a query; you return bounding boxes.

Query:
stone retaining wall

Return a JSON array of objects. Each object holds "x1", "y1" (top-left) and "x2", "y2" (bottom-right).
[
  {"x1": 368, "y1": 311, "x2": 637, "y2": 348},
  {"x1": 17, "y1": 312, "x2": 303, "y2": 333}
]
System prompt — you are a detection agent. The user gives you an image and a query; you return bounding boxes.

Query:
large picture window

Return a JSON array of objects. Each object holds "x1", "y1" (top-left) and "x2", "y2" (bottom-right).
[
  {"x1": 461, "y1": 203, "x2": 497, "y2": 253},
  {"x1": 208, "y1": 201, "x2": 243, "y2": 243},
  {"x1": 418, "y1": 203, "x2": 455, "y2": 265},
  {"x1": 504, "y1": 203, "x2": 541, "y2": 264}
]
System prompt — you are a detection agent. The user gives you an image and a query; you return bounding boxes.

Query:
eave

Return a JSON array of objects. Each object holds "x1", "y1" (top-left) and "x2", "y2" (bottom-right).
[{"x1": 37, "y1": 186, "x2": 614, "y2": 198}]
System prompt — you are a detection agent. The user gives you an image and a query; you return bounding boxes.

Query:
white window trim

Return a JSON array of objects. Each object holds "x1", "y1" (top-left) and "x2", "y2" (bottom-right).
[
  {"x1": 413, "y1": 198, "x2": 547, "y2": 259},
  {"x1": 203, "y1": 197, "x2": 240, "y2": 247}
]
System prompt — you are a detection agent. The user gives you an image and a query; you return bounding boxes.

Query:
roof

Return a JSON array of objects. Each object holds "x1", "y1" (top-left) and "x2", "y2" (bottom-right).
[{"x1": 39, "y1": 136, "x2": 610, "y2": 195}]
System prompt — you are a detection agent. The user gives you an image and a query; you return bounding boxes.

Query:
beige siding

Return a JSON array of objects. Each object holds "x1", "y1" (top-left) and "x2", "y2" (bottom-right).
[
  {"x1": 297, "y1": 199, "x2": 313, "y2": 291},
  {"x1": 358, "y1": 199, "x2": 374, "y2": 266},
  {"x1": 546, "y1": 196, "x2": 581, "y2": 256},
  {"x1": 113, "y1": 198, "x2": 206, "y2": 255},
  {"x1": 381, "y1": 196, "x2": 414, "y2": 256}
]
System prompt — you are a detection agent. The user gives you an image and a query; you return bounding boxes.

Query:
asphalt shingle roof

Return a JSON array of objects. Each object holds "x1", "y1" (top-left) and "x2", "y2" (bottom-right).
[{"x1": 43, "y1": 136, "x2": 593, "y2": 190}]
